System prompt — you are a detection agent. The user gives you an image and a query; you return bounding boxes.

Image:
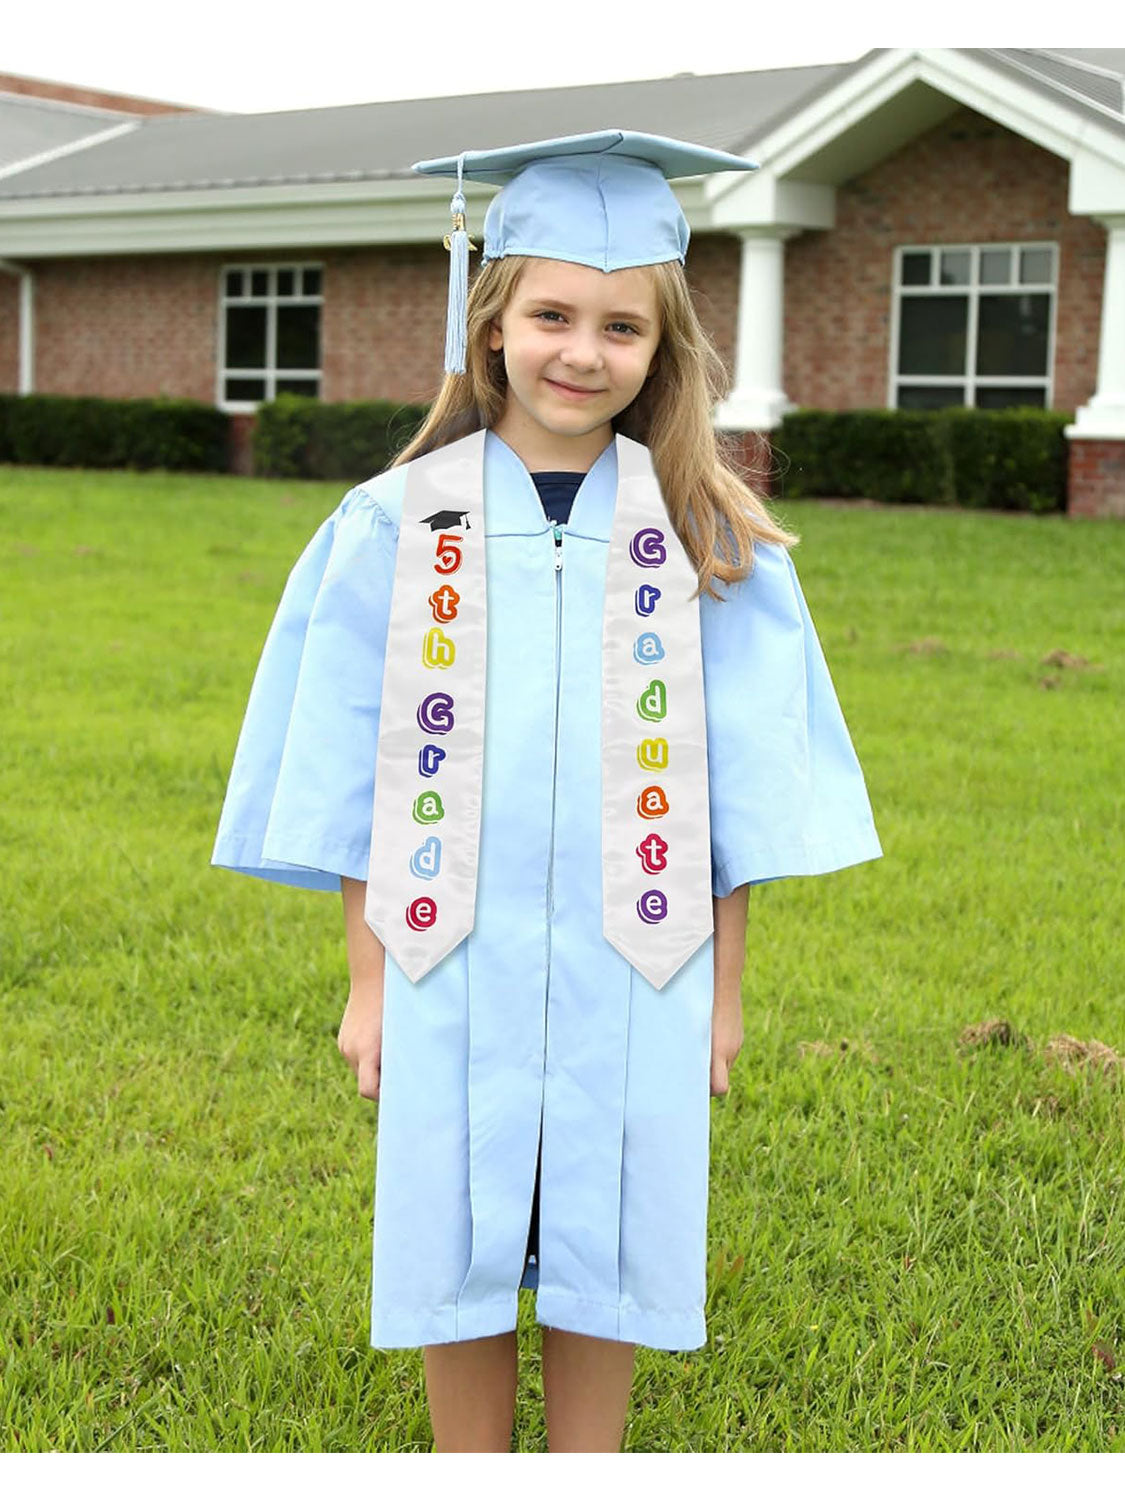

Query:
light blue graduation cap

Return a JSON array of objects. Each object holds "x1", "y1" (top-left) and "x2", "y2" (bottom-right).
[{"x1": 411, "y1": 129, "x2": 759, "y2": 374}]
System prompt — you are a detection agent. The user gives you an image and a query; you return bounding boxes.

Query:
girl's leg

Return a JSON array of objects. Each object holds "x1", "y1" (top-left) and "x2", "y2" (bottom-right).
[
  {"x1": 422, "y1": 1331, "x2": 519, "y2": 1452},
  {"x1": 541, "y1": 1327, "x2": 637, "y2": 1452}
]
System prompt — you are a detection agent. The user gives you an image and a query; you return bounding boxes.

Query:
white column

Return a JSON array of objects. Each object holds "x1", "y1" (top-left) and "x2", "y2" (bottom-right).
[
  {"x1": 0, "y1": 258, "x2": 35, "y2": 394},
  {"x1": 713, "y1": 229, "x2": 799, "y2": 432},
  {"x1": 1067, "y1": 216, "x2": 1125, "y2": 440}
]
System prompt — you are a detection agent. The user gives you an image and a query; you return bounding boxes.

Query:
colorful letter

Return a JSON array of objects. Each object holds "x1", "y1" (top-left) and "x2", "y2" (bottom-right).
[
  {"x1": 635, "y1": 583, "x2": 661, "y2": 617},
  {"x1": 412, "y1": 790, "x2": 445, "y2": 825},
  {"x1": 633, "y1": 631, "x2": 665, "y2": 665},
  {"x1": 418, "y1": 744, "x2": 446, "y2": 778},
  {"x1": 410, "y1": 835, "x2": 442, "y2": 880},
  {"x1": 636, "y1": 785, "x2": 669, "y2": 820},
  {"x1": 422, "y1": 625, "x2": 456, "y2": 669},
  {"x1": 406, "y1": 896, "x2": 438, "y2": 931},
  {"x1": 635, "y1": 832, "x2": 669, "y2": 875},
  {"x1": 636, "y1": 678, "x2": 667, "y2": 722},
  {"x1": 637, "y1": 738, "x2": 669, "y2": 772},
  {"x1": 417, "y1": 692, "x2": 455, "y2": 734},
  {"x1": 429, "y1": 583, "x2": 460, "y2": 623},
  {"x1": 629, "y1": 528, "x2": 667, "y2": 568},
  {"x1": 636, "y1": 889, "x2": 668, "y2": 925}
]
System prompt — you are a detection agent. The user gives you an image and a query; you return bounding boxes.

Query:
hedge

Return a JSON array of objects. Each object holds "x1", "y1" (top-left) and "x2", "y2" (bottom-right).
[
  {"x1": 0, "y1": 394, "x2": 230, "y2": 472},
  {"x1": 252, "y1": 394, "x2": 431, "y2": 480},
  {"x1": 773, "y1": 406, "x2": 1071, "y2": 513}
]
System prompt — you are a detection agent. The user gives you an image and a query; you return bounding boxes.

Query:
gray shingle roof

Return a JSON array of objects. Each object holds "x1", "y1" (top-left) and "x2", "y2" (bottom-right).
[
  {"x1": 0, "y1": 91, "x2": 133, "y2": 174},
  {"x1": 0, "y1": 62, "x2": 848, "y2": 200},
  {"x1": 0, "y1": 50, "x2": 1121, "y2": 204}
]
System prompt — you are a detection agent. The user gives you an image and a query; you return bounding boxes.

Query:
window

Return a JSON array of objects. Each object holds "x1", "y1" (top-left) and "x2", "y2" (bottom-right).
[
  {"x1": 891, "y1": 244, "x2": 1056, "y2": 411},
  {"x1": 219, "y1": 263, "x2": 323, "y2": 407}
]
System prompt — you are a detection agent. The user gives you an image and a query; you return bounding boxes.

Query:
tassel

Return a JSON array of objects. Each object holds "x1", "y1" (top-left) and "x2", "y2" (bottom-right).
[{"x1": 442, "y1": 154, "x2": 476, "y2": 375}]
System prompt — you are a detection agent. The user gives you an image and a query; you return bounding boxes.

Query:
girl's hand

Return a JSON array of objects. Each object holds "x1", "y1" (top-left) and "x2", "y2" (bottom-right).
[
  {"x1": 337, "y1": 981, "x2": 384, "y2": 1101},
  {"x1": 710, "y1": 997, "x2": 744, "y2": 1097}
]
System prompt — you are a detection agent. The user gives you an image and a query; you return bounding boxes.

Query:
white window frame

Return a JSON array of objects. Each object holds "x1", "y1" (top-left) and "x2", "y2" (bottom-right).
[
  {"x1": 888, "y1": 242, "x2": 1059, "y2": 411},
  {"x1": 216, "y1": 262, "x2": 324, "y2": 413}
]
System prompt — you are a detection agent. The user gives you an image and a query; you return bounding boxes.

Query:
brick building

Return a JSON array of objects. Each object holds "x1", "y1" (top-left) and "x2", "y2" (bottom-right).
[{"x1": 1, "y1": 48, "x2": 1123, "y2": 514}]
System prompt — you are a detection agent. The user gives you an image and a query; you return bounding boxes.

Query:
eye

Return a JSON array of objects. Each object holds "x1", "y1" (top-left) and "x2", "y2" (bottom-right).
[
  {"x1": 534, "y1": 310, "x2": 565, "y2": 324},
  {"x1": 609, "y1": 322, "x2": 640, "y2": 336}
]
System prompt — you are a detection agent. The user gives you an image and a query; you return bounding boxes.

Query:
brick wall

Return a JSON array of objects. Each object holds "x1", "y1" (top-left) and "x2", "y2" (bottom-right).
[
  {"x1": 21, "y1": 237, "x2": 742, "y2": 410},
  {"x1": 1068, "y1": 439, "x2": 1125, "y2": 518},
  {"x1": 784, "y1": 104, "x2": 1105, "y2": 414}
]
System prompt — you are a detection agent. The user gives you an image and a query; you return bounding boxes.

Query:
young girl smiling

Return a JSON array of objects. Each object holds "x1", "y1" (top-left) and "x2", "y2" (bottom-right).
[{"x1": 213, "y1": 130, "x2": 882, "y2": 1452}]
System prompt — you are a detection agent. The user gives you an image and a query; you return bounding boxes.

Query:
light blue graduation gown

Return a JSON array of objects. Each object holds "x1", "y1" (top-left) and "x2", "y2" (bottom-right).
[{"x1": 211, "y1": 428, "x2": 882, "y2": 1351}]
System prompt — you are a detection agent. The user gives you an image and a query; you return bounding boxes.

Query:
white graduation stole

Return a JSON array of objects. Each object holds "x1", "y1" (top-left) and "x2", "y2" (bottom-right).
[{"x1": 365, "y1": 429, "x2": 713, "y2": 989}]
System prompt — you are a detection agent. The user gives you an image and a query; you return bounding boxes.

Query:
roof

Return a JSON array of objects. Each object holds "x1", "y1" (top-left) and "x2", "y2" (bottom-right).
[
  {"x1": 0, "y1": 62, "x2": 849, "y2": 199},
  {"x1": 0, "y1": 91, "x2": 133, "y2": 175},
  {"x1": 0, "y1": 49, "x2": 1120, "y2": 204}
]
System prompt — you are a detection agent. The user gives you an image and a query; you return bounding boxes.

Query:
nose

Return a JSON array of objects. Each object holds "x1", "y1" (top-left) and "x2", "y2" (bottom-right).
[{"x1": 558, "y1": 326, "x2": 603, "y2": 372}]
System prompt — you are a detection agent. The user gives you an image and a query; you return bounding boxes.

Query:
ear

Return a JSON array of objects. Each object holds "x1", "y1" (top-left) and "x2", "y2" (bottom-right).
[{"x1": 488, "y1": 319, "x2": 503, "y2": 352}]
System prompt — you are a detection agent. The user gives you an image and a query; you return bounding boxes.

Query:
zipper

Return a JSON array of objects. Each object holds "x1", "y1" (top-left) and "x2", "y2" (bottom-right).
[{"x1": 537, "y1": 525, "x2": 564, "y2": 1241}]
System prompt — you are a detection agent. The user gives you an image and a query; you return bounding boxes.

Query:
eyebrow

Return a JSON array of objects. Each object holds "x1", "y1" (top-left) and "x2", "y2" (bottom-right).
[{"x1": 522, "y1": 297, "x2": 653, "y2": 326}]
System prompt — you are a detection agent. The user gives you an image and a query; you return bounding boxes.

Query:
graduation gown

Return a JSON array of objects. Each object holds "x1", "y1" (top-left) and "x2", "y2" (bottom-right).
[{"x1": 211, "y1": 428, "x2": 882, "y2": 1351}]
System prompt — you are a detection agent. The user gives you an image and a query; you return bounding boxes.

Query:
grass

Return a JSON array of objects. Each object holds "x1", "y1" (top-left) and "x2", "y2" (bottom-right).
[{"x1": 1, "y1": 465, "x2": 1123, "y2": 1452}]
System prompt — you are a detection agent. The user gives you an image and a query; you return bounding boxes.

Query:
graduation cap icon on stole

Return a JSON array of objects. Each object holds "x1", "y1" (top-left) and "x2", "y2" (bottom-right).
[
  {"x1": 420, "y1": 509, "x2": 472, "y2": 531},
  {"x1": 411, "y1": 129, "x2": 759, "y2": 374}
]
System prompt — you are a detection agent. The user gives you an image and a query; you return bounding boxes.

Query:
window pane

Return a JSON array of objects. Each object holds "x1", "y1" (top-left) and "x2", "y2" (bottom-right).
[
  {"x1": 276, "y1": 268, "x2": 295, "y2": 296},
  {"x1": 277, "y1": 304, "x2": 320, "y2": 369},
  {"x1": 275, "y1": 377, "x2": 320, "y2": 397},
  {"x1": 224, "y1": 269, "x2": 244, "y2": 298},
  {"x1": 901, "y1": 251, "x2": 930, "y2": 286},
  {"x1": 976, "y1": 386, "x2": 1046, "y2": 410},
  {"x1": 897, "y1": 384, "x2": 966, "y2": 410},
  {"x1": 226, "y1": 305, "x2": 267, "y2": 369},
  {"x1": 900, "y1": 387, "x2": 972, "y2": 411},
  {"x1": 939, "y1": 249, "x2": 971, "y2": 286},
  {"x1": 976, "y1": 293, "x2": 1049, "y2": 376},
  {"x1": 1019, "y1": 248, "x2": 1052, "y2": 285},
  {"x1": 898, "y1": 295, "x2": 968, "y2": 375},
  {"x1": 301, "y1": 267, "x2": 322, "y2": 296},
  {"x1": 225, "y1": 377, "x2": 266, "y2": 401},
  {"x1": 980, "y1": 248, "x2": 1010, "y2": 285},
  {"x1": 250, "y1": 269, "x2": 269, "y2": 296}
]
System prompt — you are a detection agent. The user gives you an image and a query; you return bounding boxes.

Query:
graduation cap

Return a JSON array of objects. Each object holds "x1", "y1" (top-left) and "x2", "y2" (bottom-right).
[
  {"x1": 420, "y1": 508, "x2": 472, "y2": 531},
  {"x1": 412, "y1": 129, "x2": 759, "y2": 374}
]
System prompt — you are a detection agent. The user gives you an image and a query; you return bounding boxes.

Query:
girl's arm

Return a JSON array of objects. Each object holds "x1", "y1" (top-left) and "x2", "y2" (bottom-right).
[
  {"x1": 338, "y1": 877, "x2": 385, "y2": 1100},
  {"x1": 711, "y1": 884, "x2": 748, "y2": 1096}
]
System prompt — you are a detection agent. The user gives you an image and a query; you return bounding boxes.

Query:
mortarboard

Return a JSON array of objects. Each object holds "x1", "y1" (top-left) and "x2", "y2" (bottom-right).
[{"x1": 411, "y1": 129, "x2": 760, "y2": 374}]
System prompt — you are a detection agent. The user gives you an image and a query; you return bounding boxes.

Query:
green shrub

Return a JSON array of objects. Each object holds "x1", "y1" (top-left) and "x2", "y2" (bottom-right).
[
  {"x1": 0, "y1": 394, "x2": 229, "y2": 471},
  {"x1": 774, "y1": 406, "x2": 1070, "y2": 513},
  {"x1": 253, "y1": 394, "x2": 430, "y2": 480}
]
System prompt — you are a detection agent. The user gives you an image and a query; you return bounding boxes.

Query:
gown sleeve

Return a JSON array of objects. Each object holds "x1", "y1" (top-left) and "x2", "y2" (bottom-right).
[
  {"x1": 701, "y1": 539, "x2": 883, "y2": 898},
  {"x1": 210, "y1": 480, "x2": 400, "y2": 892}
]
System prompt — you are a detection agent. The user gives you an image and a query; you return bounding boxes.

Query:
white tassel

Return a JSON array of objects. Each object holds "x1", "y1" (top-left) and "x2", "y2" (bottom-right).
[{"x1": 442, "y1": 156, "x2": 475, "y2": 375}]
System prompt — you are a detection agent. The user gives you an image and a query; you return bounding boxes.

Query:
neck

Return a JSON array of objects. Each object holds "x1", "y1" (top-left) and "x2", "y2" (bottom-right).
[{"x1": 490, "y1": 403, "x2": 614, "y2": 473}]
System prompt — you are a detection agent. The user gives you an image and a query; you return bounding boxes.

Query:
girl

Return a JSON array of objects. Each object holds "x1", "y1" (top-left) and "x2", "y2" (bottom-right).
[{"x1": 212, "y1": 131, "x2": 882, "y2": 1453}]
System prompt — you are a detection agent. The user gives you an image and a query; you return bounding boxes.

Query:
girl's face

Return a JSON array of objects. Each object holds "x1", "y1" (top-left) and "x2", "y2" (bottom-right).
[{"x1": 488, "y1": 258, "x2": 662, "y2": 447}]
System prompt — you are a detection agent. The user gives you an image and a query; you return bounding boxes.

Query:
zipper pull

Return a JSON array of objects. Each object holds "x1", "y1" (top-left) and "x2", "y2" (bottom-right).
[{"x1": 553, "y1": 525, "x2": 563, "y2": 570}]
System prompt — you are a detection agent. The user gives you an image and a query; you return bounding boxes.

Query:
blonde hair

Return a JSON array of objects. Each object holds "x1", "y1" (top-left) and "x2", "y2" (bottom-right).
[{"x1": 393, "y1": 253, "x2": 798, "y2": 600}]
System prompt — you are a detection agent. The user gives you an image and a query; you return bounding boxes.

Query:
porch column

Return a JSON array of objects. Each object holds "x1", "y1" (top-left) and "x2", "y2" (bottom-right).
[
  {"x1": 0, "y1": 258, "x2": 35, "y2": 393},
  {"x1": 713, "y1": 228, "x2": 799, "y2": 432}
]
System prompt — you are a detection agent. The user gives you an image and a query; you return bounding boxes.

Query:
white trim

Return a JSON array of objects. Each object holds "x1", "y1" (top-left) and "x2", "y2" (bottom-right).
[
  {"x1": 0, "y1": 121, "x2": 138, "y2": 184},
  {"x1": 1068, "y1": 217, "x2": 1125, "y2": 439}
]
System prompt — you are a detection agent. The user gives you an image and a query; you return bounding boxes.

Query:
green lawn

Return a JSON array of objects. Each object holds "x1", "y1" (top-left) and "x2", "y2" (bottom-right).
[{"x1": 1, "y1": 465, "x2": 1123, "y2": 1452}]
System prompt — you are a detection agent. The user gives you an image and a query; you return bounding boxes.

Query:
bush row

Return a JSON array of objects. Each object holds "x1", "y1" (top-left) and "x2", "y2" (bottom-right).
[
  {"x1": 0, "y1": 394, "x2": 229, "y2": 471},
  {"x1": 773, "y1": 407, "x2": 1071, "y2": 513},
  {"x1": 251, "y1": 394, "x2": 431, "y2": 480}
]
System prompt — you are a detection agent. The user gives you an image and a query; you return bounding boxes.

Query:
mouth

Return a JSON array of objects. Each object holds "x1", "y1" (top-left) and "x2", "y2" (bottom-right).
[{"x1": 545, "y1": 378, "x2": 605, "y2": 399}]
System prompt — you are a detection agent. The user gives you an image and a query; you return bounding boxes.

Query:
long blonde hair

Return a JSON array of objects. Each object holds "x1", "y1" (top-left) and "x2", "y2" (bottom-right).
[{"x1": 393, "y1": 253, "x2": 798, "y2": 600}]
